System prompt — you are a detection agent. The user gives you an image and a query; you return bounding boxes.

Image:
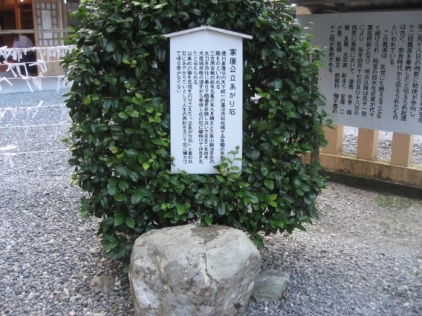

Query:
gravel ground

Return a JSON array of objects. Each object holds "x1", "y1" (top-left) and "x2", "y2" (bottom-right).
[{"x1": 0, "y1": 87, "x2": 421, "y2": 316}]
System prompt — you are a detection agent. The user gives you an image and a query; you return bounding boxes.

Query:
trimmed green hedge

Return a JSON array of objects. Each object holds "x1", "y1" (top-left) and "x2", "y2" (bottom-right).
[{"x1": 63, "y1": 0, "x2": 327, "y2": 268}]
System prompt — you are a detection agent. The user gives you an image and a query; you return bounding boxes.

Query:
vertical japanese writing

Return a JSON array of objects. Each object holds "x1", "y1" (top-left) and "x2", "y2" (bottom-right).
[
  {"x1": 350, "y1": 25, "x2": 357, "y2": 75},
  {"x1": 301, "y1": 12, "x2": 422, "y2": 134},
  {"x1": 355, "y1": 45, "x2": 363, "y2": 115},
  {"x1": 229, "y1": 48, "x2": 237, "y2": 116},
  {"x1": 393, "y1": 26, "x2": 405, "y2": 120},
  {"x1": 198, "y1": 51, "x2": 205, "y2": 164},
  {"x1": 391, "y1": 24, "x2": 399, "y2": 120},
  {"x1": 177, "y1": 51, "x2": 193, "y2": 165},
  {"x1": 390, "y1": 25, "x2": 397, "y2": 65},
  {"x1": 361, "y1": 25, "x2": 372, "y2": 117},
  {"x1": 321, "y1": 17, "x2": 421, "y2": 127},
  {"x1": 370, "y1": 58, "x2": 378, "y2": 117},
  {"x1": 187, "y1": 52, "x2": 193, "y2": 163},
  {"x1": 378, "y1": 63, "x2": 385, "y2": 118},
  {"x1": 402, "y1": 26, "x2": 414, "y2": 121},
  {"x1": 374, "y1": 25, "x2": 381, "y2": 54},
  {"x1": 382, "y1": 28, "x2": 389, "y2": 59},
  {"x1": 169, "y1": 29, "x2": 247, "y2": 174},
  {"x1": 197, "y1": 51, "x2": 216, "y2": 164},
  {"x1": 329, "y1": 26, "x2": 335, "y2": 72},
  {"x1": 176, "y1": 48, "x2": 237, "y2": 166},
  {"x1": 209, "y1": 51, "x2": 215, "y2": 164},
  {"x1": 219, "y1": 51, "x2": 227, "y2": 161},
  {"x1": 417, "y1": 24, "x2": 422, "y2": 123}
]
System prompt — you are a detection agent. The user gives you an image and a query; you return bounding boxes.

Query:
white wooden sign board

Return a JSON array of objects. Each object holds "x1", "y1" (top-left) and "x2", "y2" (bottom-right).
[
  {"x1": 299, "y1": 11, "x2": 422, "y2": 135},
  {"x1": 165, "y1": 26, "x2": 252, "y2": 173}
]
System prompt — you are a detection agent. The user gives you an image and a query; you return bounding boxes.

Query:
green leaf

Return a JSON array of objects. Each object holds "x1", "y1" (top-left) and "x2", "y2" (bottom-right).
[
  {"x1": 216, "y1": 175, "x2": 225, "y2": 182},
  {"x1": 245, "y1": 194, "x2": 259, "y2": 205},
  {"x1": 129, "y1": 172, "x2": 139, "y2": 182},
  {"x1": 118, "y1": 181, "x2": 129, "y2": 192},
  {"x1": 296, "y1": 224, "x2": 307, "y2": 231},
  {"x1": 191, "y1": 8, "x2": 201, "y2": 16},
  {"x1": 272, "y1": 80, "x2": 282, "y2": 89},
  {"x1": 94, "y1": 124, "x2": 108, "y2": 133},
  {"x1": 125, "y1": 217, "x2": 135, "y2": 228},
  {"x1": 114, "y1": 193, "x2": 126, "y2": 201},
  {"x1": 252, "y1": 234, "x2": 264, "y2": 248},
  {"x1": 267, "y1": 193, "x2": 276, "y2": 201},
  {"x1": 83, "y1": 96, "x2": 91, "y2": 105},
  {"x1": 286, "y1": 111, "x2": 298, "y2": 118},
  {"x1": 273, "y1": 49, "x2": 285, "y2": 58},
  {"x1": 262, "y1": 48, "x2": 272, "y2": 57},
  {"x1": 114, "y1": 213, "x2": 125, "y2": 226},
  {"x1": 246, "y1": 149, "x2": 260, "y2": 161},
  {"x1": 131, "y1": 191, "x2": 143, "y2": 204},
  {"x1": 260, "y1": 165, "x2": 269, "y2": 177},
  {"x1": 264, "y1": 179, "x2": 274, "y2": 190},
  {"x1": 151, "y1": 138, "x2": 165, "y2": 146},
  {"x1": 177, "y1": 204, "x2": 186, "y2": 216},
  {"x1": 217, "y1": 203, "x2": 226, "y2": 216},
  {"x1": 125, "y1": 148, "x2": 138, "y2": 157},
  {"x1": 105, "y1": 41, "x2": 116, "y2": 52},
  {"x1": 303, "y1": 197, "x2": 312, "y2": 205},
  {"x1": 129, "y1": 110, "x2": 139, "y2": 118},
  {"x1": 268, "y1": 200, "x2": 277, "y2": 207},
  {"x1": 100, "y1": 217, "x2": 114, "y2": 234},
  {"x1": 204, "y1": 216, "x2": 212, "y2": 226},
  {"x1": 107, "y1": 185, "x2": 118, "y2": 196},
  {"x1": 153, "y1": 3, "x2": 167, "y2": 10},
  {"x1": 100, "y1": 196, "x2": 109, "y2": 209},
  {"x1": 118, "y1": 112, "x2": 128, "y2": 119}
]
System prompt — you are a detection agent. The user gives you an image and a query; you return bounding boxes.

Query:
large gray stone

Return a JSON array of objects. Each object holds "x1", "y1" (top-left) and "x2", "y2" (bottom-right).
[{"x1": 129, "y1": 224, "x2": 261, "y2": 316}]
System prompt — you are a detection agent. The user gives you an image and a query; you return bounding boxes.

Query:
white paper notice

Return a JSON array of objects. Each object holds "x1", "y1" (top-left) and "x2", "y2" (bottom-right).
[{"x1": 167, "y1": 27, "x2": 249, "y2": 173}]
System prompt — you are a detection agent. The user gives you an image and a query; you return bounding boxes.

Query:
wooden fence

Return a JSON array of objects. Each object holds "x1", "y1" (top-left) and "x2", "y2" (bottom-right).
[{"x1": 320, "y1": 125, "x2": 421, "y2": 187}]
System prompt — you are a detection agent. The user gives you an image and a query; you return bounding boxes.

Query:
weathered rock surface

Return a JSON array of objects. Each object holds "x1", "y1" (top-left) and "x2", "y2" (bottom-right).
[
  {"x1": 251, "y1": 270, "x2": 290, "y2": 301},
  {"x1": 129, "y1": 224, "x2": 261, "y2": 316},
  {"x1": 90, "y1": 275, "x2": 115, "y2": 290}
]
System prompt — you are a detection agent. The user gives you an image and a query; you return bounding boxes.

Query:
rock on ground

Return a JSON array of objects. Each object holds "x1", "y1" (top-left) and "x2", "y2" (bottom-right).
[
  {"x1": 129, "y1": 224, "x2": 261, "y2": 316},
  {"x1": 252, "y1": 270, "x2": 290, "y2": 302}
]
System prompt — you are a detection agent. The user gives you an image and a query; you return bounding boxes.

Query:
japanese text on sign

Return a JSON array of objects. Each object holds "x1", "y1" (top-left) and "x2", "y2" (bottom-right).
[
  {"x1": 175, "y1": 49, "x2": 239, "y2": 167},
  {"x1": 166, "y1": 27, "x2": 251, "y2": 173},
  {"x1": 300, "y1": 11, "x2": 422, "y2": 135}
]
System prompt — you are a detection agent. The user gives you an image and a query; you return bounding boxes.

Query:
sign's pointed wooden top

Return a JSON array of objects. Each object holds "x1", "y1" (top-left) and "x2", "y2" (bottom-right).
[{"x1": 164, "y1": 25, "x2": 253, "y2": 40}]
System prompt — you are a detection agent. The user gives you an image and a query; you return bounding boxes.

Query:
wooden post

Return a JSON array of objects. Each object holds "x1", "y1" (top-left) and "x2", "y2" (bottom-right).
[
  {"x1": 391, "y1": 133, "x2": 414, "y2": 167},
  {"x1": 357, "y1": 128, "x2": 379, "y2": 160},
  {"x1": 321, "y1": 125, "x2": 344, "y2": 155}
]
